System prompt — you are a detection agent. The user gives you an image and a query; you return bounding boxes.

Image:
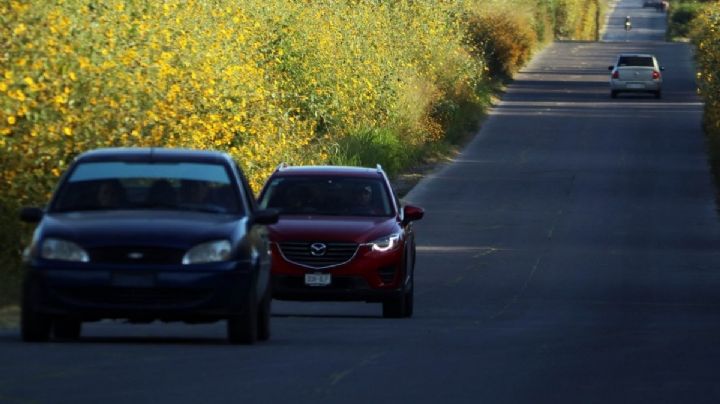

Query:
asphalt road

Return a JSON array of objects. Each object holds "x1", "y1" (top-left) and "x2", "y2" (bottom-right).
[{"x1": 2, "y1": 1, "x2": 719, "y2": 403}]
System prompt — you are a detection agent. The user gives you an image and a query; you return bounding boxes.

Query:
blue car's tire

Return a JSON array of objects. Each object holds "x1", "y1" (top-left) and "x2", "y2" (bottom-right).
[
  {"x1": 257, "y1": 286, "x2": 272, "y2": 341},
  {"x1": 53, "y1": 318, "x2": 82, "y2": 340},
  {"x1": 227, "y1": 290, "x2": 258, "y2": 345}
]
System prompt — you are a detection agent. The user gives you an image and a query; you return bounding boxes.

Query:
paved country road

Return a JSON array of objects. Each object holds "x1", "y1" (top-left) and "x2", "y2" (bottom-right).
[{"x1": 2, "y1": 1, "x2": 719, "y2": 403}]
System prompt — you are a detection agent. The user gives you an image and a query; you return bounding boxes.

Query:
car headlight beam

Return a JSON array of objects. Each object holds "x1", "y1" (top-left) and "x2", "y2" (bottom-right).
[
  {"x1": 367, "y1": 233, "x2": 401, "y2": 252},
  {"x1": 41, "y1": 238, "x2": 90, "y2": 262},
  {"x1": 183, "y1": 239, "x2": 232, "y2": 264}
]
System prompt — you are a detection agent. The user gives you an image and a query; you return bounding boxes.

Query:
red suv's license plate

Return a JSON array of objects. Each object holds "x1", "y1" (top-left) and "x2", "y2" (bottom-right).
[{"x1": 305, "y1": 273, "x2": 331, "y2": 287}]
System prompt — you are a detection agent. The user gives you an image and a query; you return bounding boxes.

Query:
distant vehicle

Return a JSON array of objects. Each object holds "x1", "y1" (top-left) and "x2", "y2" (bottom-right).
[
  {"x1": 258, "y1": 164, "x2": 424, "y2": 318},
  {"x1": 19, "y1": 148, "x2": 278, "y2": 344},
  {"x1": 608, "y1": 53, "x2": 664, "y2": 99},
  {"x1": 643, "y1": 0, "x2": 668, "y2": 11}
]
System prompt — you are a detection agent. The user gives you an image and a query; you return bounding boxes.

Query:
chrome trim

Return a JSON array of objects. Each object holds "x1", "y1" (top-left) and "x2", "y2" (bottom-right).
[{"x1": 275, "y1": 242, "x2": 360, "y2": 270}]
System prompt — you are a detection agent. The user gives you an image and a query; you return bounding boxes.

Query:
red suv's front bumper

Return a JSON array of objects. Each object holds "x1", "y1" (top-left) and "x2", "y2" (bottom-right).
[{"x1": 270, "y1": 242, "x2": 405, "y2": 302}]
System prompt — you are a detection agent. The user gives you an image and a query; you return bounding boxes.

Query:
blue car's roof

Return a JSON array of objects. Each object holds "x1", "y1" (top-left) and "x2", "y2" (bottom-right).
[{"x1": 76, "y1": 148, "x2": 233, "y2": 164}]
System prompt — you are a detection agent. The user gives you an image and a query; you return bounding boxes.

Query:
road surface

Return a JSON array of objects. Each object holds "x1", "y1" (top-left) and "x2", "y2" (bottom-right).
[{"x1": 2, "y1": 1, "x2": 718, "y2": 403}]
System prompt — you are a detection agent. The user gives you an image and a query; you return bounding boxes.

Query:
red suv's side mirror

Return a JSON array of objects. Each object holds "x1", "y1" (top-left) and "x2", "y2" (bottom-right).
[{"x1": 402, "y1": 205, "x2": 424, "y2": 225}]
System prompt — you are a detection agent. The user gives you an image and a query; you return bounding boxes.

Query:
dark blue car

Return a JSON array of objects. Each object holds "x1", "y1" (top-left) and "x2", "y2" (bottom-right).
[{"x1": 19, "y1": 148, "x2": 278, "y2": 344}]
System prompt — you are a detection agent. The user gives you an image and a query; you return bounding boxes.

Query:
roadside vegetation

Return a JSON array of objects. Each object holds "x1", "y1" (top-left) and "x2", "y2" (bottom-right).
[
  {"x1": 689, "y1": 1, "x2": 720, "y2": 191},
  {"x1": 0, "y1": 0, "x2": 604, "y2": 308},
  {"x1": 666, "y1": 0, "x2": 708, "y2": 41}
]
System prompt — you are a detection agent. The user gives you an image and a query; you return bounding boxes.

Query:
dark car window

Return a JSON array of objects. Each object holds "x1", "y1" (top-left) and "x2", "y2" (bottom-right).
[
  {"x1": 259, "y1": 177, "x2": 393, "y2": 217},
  {"x1": 51, "y1": 162, "x2": 243, "y2": 214},
  {"x1": 618, "y1": 56, "x2": 654, "y2": 67}
]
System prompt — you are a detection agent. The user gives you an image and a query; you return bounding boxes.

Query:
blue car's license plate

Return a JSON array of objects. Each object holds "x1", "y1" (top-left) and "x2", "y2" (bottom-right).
[{"x1": 112, "y1": 273, "x2": 156, "y2": 288}]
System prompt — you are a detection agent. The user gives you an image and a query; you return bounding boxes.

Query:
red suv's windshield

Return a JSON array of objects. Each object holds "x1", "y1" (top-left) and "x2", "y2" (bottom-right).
[{"x1": 259, "y1": 176, "x2": 393, "y2": 217}]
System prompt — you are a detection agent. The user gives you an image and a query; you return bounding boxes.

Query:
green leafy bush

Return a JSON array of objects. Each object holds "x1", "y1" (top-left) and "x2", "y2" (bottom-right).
[{"x1": 670, "y1": 3, "x2": 703, "y2": 38}]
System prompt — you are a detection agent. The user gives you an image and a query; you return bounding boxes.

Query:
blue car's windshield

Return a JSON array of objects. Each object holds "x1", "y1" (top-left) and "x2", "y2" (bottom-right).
[{"x1": 51, "y1": 162, "x2": 243, "y2": 214}]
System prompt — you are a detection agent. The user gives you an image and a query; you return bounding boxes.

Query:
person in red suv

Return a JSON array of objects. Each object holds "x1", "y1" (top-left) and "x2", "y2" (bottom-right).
[{"x1": 258, "y1": 164, "x2": 424, "y2": 318}]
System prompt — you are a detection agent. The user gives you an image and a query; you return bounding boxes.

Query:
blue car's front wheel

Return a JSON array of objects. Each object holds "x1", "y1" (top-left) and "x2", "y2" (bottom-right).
[
  {"x1": 227, "y1": 289, "x2": 258, "y2": 345},
  {"x1": 53, "y1": 318, "x2": 82, "y2": 340}
]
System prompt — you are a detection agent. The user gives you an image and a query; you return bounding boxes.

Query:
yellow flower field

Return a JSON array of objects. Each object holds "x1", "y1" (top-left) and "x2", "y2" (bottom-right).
[
  {"x1": 691, "y1": 2, "x2": 720, "y2": 190},
  {"x1": 0, "y1": 0, "x2": 605, "y2": 305},
  {"x1": 692, "y1": 2, "x2": 720, "y2": 141}
]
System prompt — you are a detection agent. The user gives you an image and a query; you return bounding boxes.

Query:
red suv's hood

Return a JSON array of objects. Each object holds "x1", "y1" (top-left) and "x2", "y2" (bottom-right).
[{"x1": 269, "y1": 215, "x2": 399, "y2": 243}]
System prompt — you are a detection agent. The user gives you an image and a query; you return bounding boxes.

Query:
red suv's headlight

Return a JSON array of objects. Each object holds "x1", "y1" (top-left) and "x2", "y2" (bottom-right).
[{"x1": 366, "y1": 233, "x2": 401, "y2": 252}]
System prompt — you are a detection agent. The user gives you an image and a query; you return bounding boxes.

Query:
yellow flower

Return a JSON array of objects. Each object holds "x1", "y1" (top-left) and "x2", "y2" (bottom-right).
[
  {"x1": 7, "y1": 116, "x2": 17, "y2": 125},
  {"x1": 13, "y1": 24, "x2": 27, "y2": 35},
  {"x1": 13, "y1": 90, "x2": 26, "y2": 101},
  {"x1": 63, "y1": 127, "x2": 72, "y2": 136},
  {"x1": 78, "y1": 57, "x2": 91, "y2": 69}
]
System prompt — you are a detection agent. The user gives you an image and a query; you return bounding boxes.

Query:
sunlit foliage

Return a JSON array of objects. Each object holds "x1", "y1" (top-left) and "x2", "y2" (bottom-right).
[
  {"x1": 691, "y1": 2, "x2": 720, "y2": 182},
  {"x1": 0, "y1": 0, "x2": 604, "y2": 306}
]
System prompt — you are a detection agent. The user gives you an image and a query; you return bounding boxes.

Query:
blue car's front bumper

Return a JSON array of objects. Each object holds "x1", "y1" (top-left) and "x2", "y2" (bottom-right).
[{"x1": 24, "y1": 260, "x2": 257, "y2": 322}]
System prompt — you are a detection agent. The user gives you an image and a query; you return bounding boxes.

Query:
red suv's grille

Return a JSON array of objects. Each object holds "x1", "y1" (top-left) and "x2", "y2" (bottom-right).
[{"x1": 278, "y1": 242, "x2": 359, "y2": 269}]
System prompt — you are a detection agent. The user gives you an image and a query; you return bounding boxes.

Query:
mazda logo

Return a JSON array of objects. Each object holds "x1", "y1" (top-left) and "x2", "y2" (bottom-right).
[{"x1": 310, "y1": 243, "x2": 327, "y2": 257}]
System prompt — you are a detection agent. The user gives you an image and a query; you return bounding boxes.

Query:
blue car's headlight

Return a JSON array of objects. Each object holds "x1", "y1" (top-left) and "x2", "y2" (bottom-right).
[
  {"x1": 41, "y1": 238, "x2": 89, "y2": 262},
  {"x1": 183, "y1": 240, "x2": 232, "y2": 264},
  {"x1": 367, "y1": 233, "x2": 401, "y2": 252}
]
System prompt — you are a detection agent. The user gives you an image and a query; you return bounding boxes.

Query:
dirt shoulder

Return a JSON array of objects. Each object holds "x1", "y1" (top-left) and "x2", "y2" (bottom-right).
[{"x1": 0, "y1": 305, "x2": 19, "y2": 330}]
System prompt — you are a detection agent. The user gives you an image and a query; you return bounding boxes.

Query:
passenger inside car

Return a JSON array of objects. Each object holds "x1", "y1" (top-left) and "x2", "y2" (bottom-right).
[
  {"x1": 180, "y1": 180, "x2": 211, "y2": 205},
  {"x1": 146, "y1": 179, "x2": 177, "y2": 207},
  {"x1": 281, "y1": 185, "x2": 320, "y2": 213},
  {"x1": 96, "y1": 180, "x2": 126, "y2": 209},
  {"x1": 349, "y1": 185, "x2": 378, "y2": 215}
]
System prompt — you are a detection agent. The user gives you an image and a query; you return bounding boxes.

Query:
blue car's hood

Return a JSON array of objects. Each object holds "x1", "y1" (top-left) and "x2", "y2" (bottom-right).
[{"x1": 40, "y1": 210, "x2": 246, "y2": 249}]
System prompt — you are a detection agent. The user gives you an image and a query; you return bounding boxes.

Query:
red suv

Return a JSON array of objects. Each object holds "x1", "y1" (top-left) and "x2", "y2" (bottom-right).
[{"x1": 258, "y1": 165, "x2": 424, "y2": 317}]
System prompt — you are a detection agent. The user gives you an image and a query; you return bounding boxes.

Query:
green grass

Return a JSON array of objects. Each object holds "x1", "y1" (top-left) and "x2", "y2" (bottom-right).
[{"x1": 328, "y1": 127, "x2": 416, "y2": 177}]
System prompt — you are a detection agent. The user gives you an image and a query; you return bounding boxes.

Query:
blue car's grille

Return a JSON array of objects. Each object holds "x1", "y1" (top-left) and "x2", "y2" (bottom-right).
[
  {"x1": 88, "y1": 247, "x2": 185, "y2": 265},
  {"x1": 277, "y1": 242, "x2": 358, "y2": 269}
]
